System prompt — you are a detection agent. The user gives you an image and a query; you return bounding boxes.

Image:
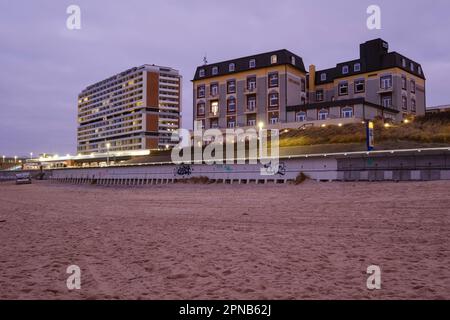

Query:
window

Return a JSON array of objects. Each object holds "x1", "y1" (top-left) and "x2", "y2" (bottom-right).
[
  {"x1": 271, "y1": 55, "x2": 277, "y2": 64},
  {"x1": 199, "y1": 69, "x2": 205, "y2": 77},
  {"x1": 320, "y1": 73, "x2": 327, "y2": 81},
  {"x1": 210, "y1": 83, "x2": 218, "y2": 96},
  {"x1": 227, "y1": 117, "x2": 236, "y2": 128},
  {"x1": 210, "y1": 119, "x2": 218, "y2": 129},
  {"x1": 354, "y1": 63, "x2": 361, "y2": 72},
  {"x1": 197, "y1": 103, "x2": 205, "y2": 116},
  {"x1": 402, "y1": 96, "x2": 407, "y2": 110},
  {"x1": 227, "y1": 80, "x2": 236, "y2": 94},
  {"x1": 341, "y1": 107, "x2": 353, "y2": 118},
  {"x1": 212, "y1": 66, "x2": 218, "y2": 75},
  {"x1": 382, "y1": 95, "x2": 392, "y2": 108},
  {"x1": 247, "y1": 119, "x2": 256, "y2": 126},
  {"x1": 247, "y1": 95, "x2": 256, "y2": 111},
  {"x1": 354, "y1": 79, "x2": 365, "y2": 93},
  {"x1": 411, "y1": 99, "x2": 416, "y2": 113},
  {"x1": 342, "y1": 65, "x2": 349, "y2": 74},
  {"x1": 269, "y1": 93, "x2": 279, "y2": 108},
  {"x1": 229, "y1": 63, "x2": 235, "y2": 72},
  {"x1": 197, "y1": 85, "x2": 205, "y2": 98},
  {"x1": 338, "y1": 82, "x2": 348, "y2": 96},
  {"x1": 269, "y1": 115, "x2": 279, "y2": 124},
  {"x1": 410, "y1": 62, "x2": 415, "y2": 72},
  {"x1": 247, "y1": 77, "x2": 256, "y2": 90},
  {"x1": 411, "y1": 80, "x2": 416, "y2": 93},
  {"x1": 249, "y1": 59, "x2": 256, "y2": 68},
  {"x1": 291, "y1": 56, "x2": 296, "y2": 65},
  {"x1": 402, "y1": 75, "x2": 407, "y2": 90},
  {"x1": 227, "y1": 97, "x2": 236, "y2": 113},
  {"x1": 402, "y1": 58, "x2": 406, "y2": 68},
  {"x1": 316, "y1": 89, "x2": 324, "y2": 102},
  {"x1": 210, "y1": 101, "x2": 219, "y2": 116},
  {"x1": 301, "y1": 78, "x2": 306, "y2": 92},
  {"x1": 268, "y1": 72, "x2": 279, "y2": 87},
  {"x1": 380, "y1": 75, "x2": 393, "y2": 89},
  {"x1": 418, "y1": 66, "x2": 422, "y2": 75},
  {"x1": 296, "y1": 112, "x2": 306, "y2": 122},
  {"x1": 318, "y1": 109, "x2": 328, "y2": 120}
]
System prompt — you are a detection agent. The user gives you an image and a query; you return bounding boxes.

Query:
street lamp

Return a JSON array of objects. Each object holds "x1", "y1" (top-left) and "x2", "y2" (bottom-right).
[
  {"x1": 2, "y1": 155, "x2": 5, "y2": 163},
  {"x1": 14, "y1": 156, "x2": 17, "y2": 163},
  {"x1": 258, "y1": 121, "x2": 264, "y2": 131},
  {"x1": 106, "y1": 142, "x2": 111, "y2": 166},
  {"x1": 30, "y1": 152, "x2": 33, "y2": 160}
]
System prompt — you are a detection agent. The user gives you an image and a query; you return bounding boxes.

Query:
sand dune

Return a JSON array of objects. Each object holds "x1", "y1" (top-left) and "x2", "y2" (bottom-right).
[{"x1": 0, "y1": 180, "x2": 449, "y2": 299}]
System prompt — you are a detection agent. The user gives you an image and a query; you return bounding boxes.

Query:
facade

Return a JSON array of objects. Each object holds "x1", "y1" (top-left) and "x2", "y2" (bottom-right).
[
  {"x1": 192, "y1": 50, "x2": 307, "y2": 129},
  {"x1": 193, "y1": 39, "x2": 426, "y2": 130},
  {"x1": 77, "y1": 64, "x2": 181, "y2": 155},
  {"x1": 426, "y1": 104, "x2": 450, "y2": 114}
]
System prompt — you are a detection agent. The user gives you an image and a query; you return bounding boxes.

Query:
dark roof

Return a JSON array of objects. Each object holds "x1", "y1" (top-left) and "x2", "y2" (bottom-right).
[
  {"x1": 193, "y1": 49, "x2": 306, "y2": 81},
  {"x1": 314, "y1": 39, "x2": 425, "y2": 85}
]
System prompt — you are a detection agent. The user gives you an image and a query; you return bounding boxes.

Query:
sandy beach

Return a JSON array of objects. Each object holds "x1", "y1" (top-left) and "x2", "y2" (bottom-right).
[{"x1": 0, "y1": 180, "x2": 449, "y2": 300}]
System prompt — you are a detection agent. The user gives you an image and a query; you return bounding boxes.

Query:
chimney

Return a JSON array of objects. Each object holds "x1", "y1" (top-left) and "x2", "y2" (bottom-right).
[{"x1": 308, "y1": 64, "x2": 316, "y2": 94}]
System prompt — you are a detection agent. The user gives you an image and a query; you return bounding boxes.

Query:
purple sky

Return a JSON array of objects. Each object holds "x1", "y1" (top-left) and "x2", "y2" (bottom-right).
[{"x1": 1, "y1": 0, "x2": 449, "y2": 156}]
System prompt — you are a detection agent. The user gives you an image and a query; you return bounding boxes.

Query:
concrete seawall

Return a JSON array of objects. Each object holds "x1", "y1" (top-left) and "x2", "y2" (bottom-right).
[{"x1": 46, "y1": 149, "x2": 450, "y2": 185}]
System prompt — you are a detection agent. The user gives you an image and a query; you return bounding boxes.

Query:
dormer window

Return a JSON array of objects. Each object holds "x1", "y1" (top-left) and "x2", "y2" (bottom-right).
[
  {"x1": 199, "y1": 69, "x2": 205, "y2": 77},
  {"x1": 418, "y1": 66, "x2": 422, "y2": 75},
  {"x1": 271, "y1": 55, "x2": 278, "y2": 64},
  {"x1": 402, "y1": 58, "x2": 406, "y2": 68},
  {"x1": 354, "y1": 63, "x2": 361, "y2": 72},
  {"x1": 410, "y1": 62, "x2": 415, "y2": 72},
  {"x1": 212, "y1": 66, "x2": 218, "y2": 75},
  {"x1": 249, "y1": 59, "x2": 256, "y2": 68},
  {"x1": 342, "y1": 65, "x2": 349, "y2": 74},
  {"x1": 291, "y1": 56, "x2": 296, "y2": 65},
  {"x1": 229, "y1": 63, "x2": 235, "y2": 72},
  {"x1": 320, "y1": 73, "x2": 327, "y2": 81}
]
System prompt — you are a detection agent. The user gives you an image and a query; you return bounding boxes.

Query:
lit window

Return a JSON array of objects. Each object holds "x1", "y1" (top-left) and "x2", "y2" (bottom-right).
[
  {"x1": 342, "y1": 65, "x2": 349, "y2": 74},
  {"x1": 229, "y1": 63, "x2": 235, "y2": 72},
  {"x1": 210, "y1": 101, "x2": 219, "y2": 116},
  {"x1": 271, "y1": 55, "x2": 277, "y2": 64},
  {"x1": 354, "y1": 63, "x2": 361, "y2": 72},
  {"x1": 212, "y1": 66, "x2": 218, "y2": 75},
  {"x1": 199, "y1": 69, "x2": 205, "y2": 77},
  {"x1": 320, "y1": 73, "x2": 327, "y2": 81},
  {"x1": 249, "y1": 59, "x2": 256, "y2": 68}
]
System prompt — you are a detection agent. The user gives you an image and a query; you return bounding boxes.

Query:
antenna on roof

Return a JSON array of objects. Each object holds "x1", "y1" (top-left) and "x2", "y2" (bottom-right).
[{"x1": 203, "y1": 53, "x2": 208, "y2": 65}]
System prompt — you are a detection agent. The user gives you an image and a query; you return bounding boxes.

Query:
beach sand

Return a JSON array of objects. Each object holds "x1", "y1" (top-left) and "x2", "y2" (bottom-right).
[{"x1": 0, "y1": 180, "x2": 449, "y2": 299}]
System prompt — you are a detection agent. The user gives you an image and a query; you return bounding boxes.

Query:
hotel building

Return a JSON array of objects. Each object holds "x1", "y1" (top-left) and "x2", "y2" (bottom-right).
[
  {"x1": 192, "y1": 50, "x2": 307, "y2": 129},
  {"x1": 77, "y1": 65, "x2": 181, "y2": 155},
  {"x1": 193, "y1": 39, "x2": 425, "y2": 129}
]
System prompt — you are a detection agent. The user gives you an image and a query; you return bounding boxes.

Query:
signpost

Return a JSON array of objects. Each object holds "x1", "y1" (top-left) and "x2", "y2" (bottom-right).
[{"x1": 366, "y1": 121, "x2": 375, "y2": 151}]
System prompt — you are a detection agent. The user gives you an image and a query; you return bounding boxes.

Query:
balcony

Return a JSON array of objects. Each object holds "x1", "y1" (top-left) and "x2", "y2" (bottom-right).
[
  {"x1": 244, "y1": 86, "x2": 257, "y2": 94},
  {"x1": 377, "y1": 86, "x2": 393, "y2": 94},
  {"x1": 245, "y1": 106, "x2": 257, "y2": 113}
]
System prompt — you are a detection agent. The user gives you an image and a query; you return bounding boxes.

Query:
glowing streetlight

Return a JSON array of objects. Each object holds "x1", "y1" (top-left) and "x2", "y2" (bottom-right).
[
  {"x1": 2, "y1": 155, "x2": 5, "y2": 163},
  {"x1": 258, "y1": 121, "x2": 264, "y2": 131},
  {"x1": 14, "y1": 156, "x2": 17, "y2": 163},
  {"x1": 384, "y1": 123, "x2": 391, "y2": 128},
  {"x1": 30, "y1": 152, "x2": 33, "y2": 159}
]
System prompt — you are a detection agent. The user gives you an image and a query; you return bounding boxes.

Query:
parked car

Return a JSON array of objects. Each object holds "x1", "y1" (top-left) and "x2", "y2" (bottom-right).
[{"x1": 16, "y1": 172, "x2": 32, "y2": 185}]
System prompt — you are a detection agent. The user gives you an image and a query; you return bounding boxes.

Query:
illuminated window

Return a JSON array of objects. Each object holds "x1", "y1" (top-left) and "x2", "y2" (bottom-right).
[{"x1": 210, "y1": 101, "x2": 219, "y2": 116}]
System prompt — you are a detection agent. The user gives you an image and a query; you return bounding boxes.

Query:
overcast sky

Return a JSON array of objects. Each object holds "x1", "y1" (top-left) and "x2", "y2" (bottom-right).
[{"x1": 1, "y1": 0, "x2": 449, "y2": 156}]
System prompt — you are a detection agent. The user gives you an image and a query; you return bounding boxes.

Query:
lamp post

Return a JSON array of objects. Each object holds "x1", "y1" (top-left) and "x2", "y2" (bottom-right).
[
  {"x1": 2, "y1": 155, "x2": 5, "y2": 163},
  {"x1": 30, "y1": 152, "x2": 33, "y2": 160},
  {"x1": 106, "y1": 142, "x2": 111, "y2": 166},
  {"x1": 14, "y1": 156, "x2": 17, "y2": 164}
]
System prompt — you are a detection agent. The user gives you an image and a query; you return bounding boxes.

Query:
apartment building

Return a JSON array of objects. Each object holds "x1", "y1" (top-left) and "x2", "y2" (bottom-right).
[
  {"x1": 77, "y1": 65, "x2": 181, "y2": 155},
  {"x1": 288, "y1": 39, "x2": 426, "y2": 123},
  {"x1": 192, "y1": 50, "x2": 307, "y2": 129},
  {"x1": 193, "y1": 39, "x2": 425, "y2": 130}
]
